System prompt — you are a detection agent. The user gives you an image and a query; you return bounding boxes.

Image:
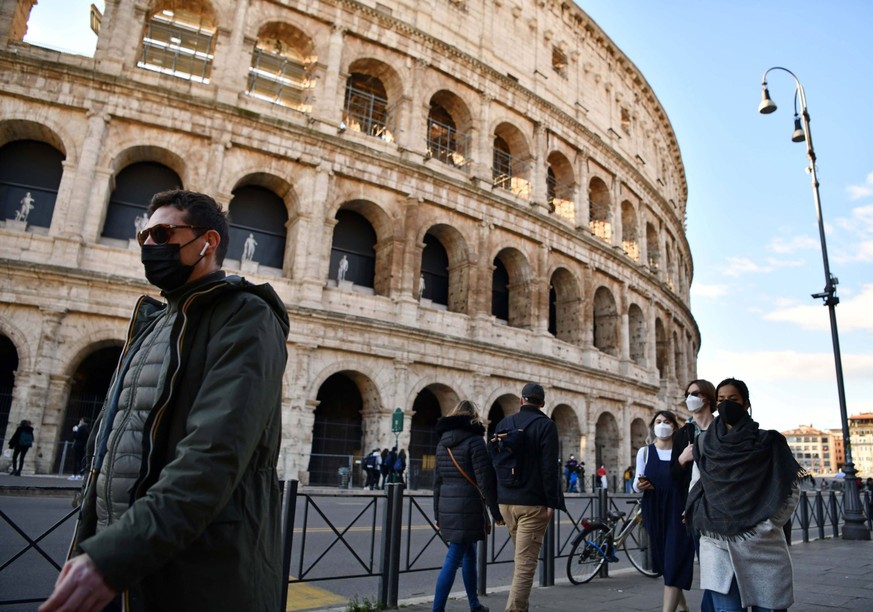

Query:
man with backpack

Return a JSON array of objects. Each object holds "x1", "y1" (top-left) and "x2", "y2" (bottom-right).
[
  {"x1": 8, "y1": 419, "x2": 35, "y2": 476},
  {"x1": 489, "y1": 383, "x2": 564, "y2": 612},
  {"x1": 363, "y1": 448, "x2": 381, "y2": 490}
]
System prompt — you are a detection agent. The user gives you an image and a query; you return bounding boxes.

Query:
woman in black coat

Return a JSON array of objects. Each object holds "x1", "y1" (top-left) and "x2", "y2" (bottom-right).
[{"x1": 432, "y1": 400, "x2": 503, "y2": 612}]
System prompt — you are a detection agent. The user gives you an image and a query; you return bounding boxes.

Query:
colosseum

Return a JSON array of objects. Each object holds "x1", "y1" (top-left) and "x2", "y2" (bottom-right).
[{"x1": 0, "y1": 0, "x2": 697, "y2": 488}]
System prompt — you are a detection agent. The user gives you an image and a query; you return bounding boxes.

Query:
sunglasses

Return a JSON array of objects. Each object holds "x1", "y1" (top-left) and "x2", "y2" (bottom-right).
[{"x1": 136, "y1": 224, "x2": 206, "y2": 247}]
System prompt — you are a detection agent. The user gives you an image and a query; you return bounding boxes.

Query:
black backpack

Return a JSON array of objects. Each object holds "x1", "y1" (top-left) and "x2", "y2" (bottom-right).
[
  {"x1": 364, "y1": 454, "x2": 377, "y2": 468},
  {"x1": 488, "y1": 412, "x2": 544, "y2": 487}
]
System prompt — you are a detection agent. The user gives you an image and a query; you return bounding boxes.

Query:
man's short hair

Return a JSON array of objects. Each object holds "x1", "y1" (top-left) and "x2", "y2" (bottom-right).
[
  {"x1": 148, "y1": 190, "x2": 230, "y2": 266},
  {"x1": 521, "y1": 382, "x2": 545, "y2": 405}
]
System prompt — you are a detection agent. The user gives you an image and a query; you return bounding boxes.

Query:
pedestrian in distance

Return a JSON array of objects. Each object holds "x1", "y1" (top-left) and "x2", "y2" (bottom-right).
[
  {"x1": 563, "y1": 454, "x2": 578, "y2": 492},
  {"x1": 363, "y1": 448, "x2": 381, "y2": 490},
  {"x1": 432, "y1": 400, "x2": 504, "y2": 612},
  {"x1": 491, "y1": 382, "x2": 565, "y2": 612},
  {"x1": 392, "y1": 448, "x2": 407, "y2": 484},
  {"x1": 379, "y1": 448, "x2": 390, "y2": 488},
  {"x1": 8, "y1": 419, "x2": 34, "y2": 476},
  {"x1": 41, "y1": 190, "x2": 289, "y2": 612},
  {"x1": 597, "y1": 464, "x2": 607, "y2": 490},
  {"x1": 623, "y1": 465, "x2": 634, "y2": 494},
  {"x1": 69, "y1": 417, "x2": 90, "y2": 480},
  {"x1": 634, "y1": 410, "x2": 695, "y2": 612},
  {"x1": 686, "y1": 377, "x2": 804, "y2": 611}
]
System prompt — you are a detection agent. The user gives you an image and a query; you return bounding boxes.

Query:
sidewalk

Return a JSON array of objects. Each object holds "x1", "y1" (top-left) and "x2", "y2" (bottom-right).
[
  {"x1": 0, "y1": 473, "x2": 81, "y2": 496},
  {"x1": 384, "y1": 537, "x2": 873, "y2": 612}
]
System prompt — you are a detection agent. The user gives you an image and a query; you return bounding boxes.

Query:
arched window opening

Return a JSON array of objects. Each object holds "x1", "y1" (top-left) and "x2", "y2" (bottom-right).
[
  {"x1": 621, "y1": 200, "x2": 639, "y2": 261},
  {"x1": 630, "y1": 418, "x2": 648, "y2": 466},
  {"x1": 546, "y1": 152, "x2": 575, "y2": 222},
  {"x1": 628, "y1": 304, "x2": 646, "y2": 366},
  {"x1": 594, "y1": 411, "x2": 619, "y2": 491},
  {"x1": 427, "y1": 103, "x2": 468, "y2": 168},
  {"x1": 655, "y1": 318, "x2": 667, "y2": 381},
  {"x1": 673, "y1": 331, "x2": 683, "y2": 382},
  {"x1": 492, "y1": 126, "x2": 531, "y2": 199},
  {"x1": 309, "y1": 373, "x2": 364, "y2": 486},
  {"x1": 56, "y1": 346, "x2": 121, "y2": 473},
  {"x1": 646, "y1": 222, "x2": 660, "y2": 271},
  {"x1": 227, "y1": 185, "x2": 288, "y2": 269},
  {"x1": 0, "y1": 140, "x2": 64, "y2": 228},
  {"x1": 102, "y1": 162, "x2": 181, "y2": 242},
  {"x1": 0, "y1": 335, "x2": 19, "y2": 444},
  {"x1": 593, "y1": 287, "x2": 619, "y2": 356},
  {"x1": 409, "y1": 388, "x2": 441, "y2": 489},
  {"x1": 491, "y1": 257, "x2": 509, "y2": 321},
  {"x1": 139, "y1": 7, "x2": 216, "y2": 83},
  {"x1": 549, "y1": 268, "x2": 579, "y2": 344},
  {"x1": 588, "y1": 178, "x2": 611, "y2": 243},
  {"x1": 330, "y1": 209, "x2": 376, "y2": 288},
  {"x1": 420, "y1": 233, "x2": 449, "y2": 305},
  {"x1": 247, "y1": 29, "x2": 313, "y2": 110},
  {"x1": 343, "y1": 73, "x2": 394, "y2": 142}
]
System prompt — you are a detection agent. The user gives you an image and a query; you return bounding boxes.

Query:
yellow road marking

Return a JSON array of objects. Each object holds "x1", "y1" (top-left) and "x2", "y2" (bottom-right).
[{"x1": 286, "y1": 577, "x2": 346, "y2": 611}]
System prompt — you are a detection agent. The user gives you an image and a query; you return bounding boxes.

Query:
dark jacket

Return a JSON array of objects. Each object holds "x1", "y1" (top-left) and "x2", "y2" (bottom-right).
[
  {"x1": 72, "y1": 273, "x2": 289, "y2": 612},
  {"x1": 9, "y1": 424, "x2": 34, "y2": 449},
  {"x1": 433, "y1": 415, "x2": 502, "y2": 543},
  {"x1": 493, "y1": 405, "x2": 566, "y2": 510},
  {"x1": 671, "y1": 421, "x2": 704, "y2": 503}
]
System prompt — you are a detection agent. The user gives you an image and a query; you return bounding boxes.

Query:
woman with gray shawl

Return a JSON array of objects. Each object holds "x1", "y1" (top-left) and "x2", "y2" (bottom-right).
[{"x1": 685, "y1": 378, "x2": 804, "y2": 611}]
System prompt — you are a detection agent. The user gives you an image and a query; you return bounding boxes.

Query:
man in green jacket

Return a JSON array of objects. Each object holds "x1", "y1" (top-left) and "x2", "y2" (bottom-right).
[{"x1": 42, "y1": 190, "x2": 290, "y2": 612}]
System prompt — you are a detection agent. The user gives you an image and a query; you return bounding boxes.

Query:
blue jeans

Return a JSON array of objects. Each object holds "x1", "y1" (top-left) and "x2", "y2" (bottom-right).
[
  {"x1": 433, "y1": 541, "x2": 479, "y2": 612},
  {"x1": 708, "y1": 577, "x2": 785, "y2": 612}
]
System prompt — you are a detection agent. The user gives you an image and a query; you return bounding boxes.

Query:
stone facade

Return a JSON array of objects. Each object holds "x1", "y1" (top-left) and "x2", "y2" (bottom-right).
[{"x1": 0, "y1": 0, "x2": 697, "y2": 484}]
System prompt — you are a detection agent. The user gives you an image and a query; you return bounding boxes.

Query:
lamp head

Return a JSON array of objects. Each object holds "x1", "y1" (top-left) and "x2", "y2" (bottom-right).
[
  {"x1": 758, "y1": 86, "x2": 777, "y2": 114},
  {"x1": 791, "y1": 116, "x2": 806, "y2": 143}
]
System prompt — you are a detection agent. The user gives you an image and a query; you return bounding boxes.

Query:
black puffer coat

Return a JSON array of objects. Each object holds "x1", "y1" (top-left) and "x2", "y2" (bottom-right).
[{"x1": 433, "y1": 416, "x2": 502, "y2": 543}]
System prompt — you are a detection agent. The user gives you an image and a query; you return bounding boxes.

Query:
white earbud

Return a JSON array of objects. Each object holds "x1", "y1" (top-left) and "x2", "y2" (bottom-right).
[{"x1": 200, "y1": 242, "x2": 210, "y2": 256}]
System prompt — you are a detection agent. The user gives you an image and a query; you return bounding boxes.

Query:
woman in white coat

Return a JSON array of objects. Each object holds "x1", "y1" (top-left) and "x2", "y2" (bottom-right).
[{"x1": 686, "y1": 378, "x2": 804, "y2": 611}]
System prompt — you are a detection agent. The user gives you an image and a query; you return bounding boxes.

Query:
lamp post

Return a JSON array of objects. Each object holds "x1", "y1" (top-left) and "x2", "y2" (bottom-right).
[{"x1": 758, "y1": 67, "x2": 869, "y2": 540}]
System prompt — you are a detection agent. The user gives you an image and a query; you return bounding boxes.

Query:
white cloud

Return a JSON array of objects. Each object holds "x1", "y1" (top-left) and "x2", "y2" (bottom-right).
[
  {"x1": 691, "y1": 283, "x2": 729, "y2": 298},
  {"x1": 846, "y1": 172, "x2": 873, "y2": 200},
  {"x1": 703, "y1": 349, "x2": 873, "y2": 382},
  {"x1": 720, "y1": 256, "x2": 804, "y2": 277},
  {"x1": 767, "y1": 235, "x2": 819, "y2": 254},
  {"x1": 764, "y1": 283, "x2": 873, "y2": 332}
]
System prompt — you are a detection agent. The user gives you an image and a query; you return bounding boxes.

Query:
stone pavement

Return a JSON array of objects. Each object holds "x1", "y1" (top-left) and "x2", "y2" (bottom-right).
[
  {"x1": 4, "y1": 475, "x2": 872, "y2": 611},
  {"x1": 378, "y1": 537, "x2": 873, "y2": 612}
]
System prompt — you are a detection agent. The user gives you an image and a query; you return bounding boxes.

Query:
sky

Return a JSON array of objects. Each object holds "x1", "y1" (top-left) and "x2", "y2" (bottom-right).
[{"x1": 23, "y1": 1, "x2": 873, "y2": 434}]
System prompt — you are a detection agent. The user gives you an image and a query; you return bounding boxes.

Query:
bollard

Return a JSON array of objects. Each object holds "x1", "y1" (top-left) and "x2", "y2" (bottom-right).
[
  {"x1": 597, "y1": 487, "x2": 609, "y2": 578},
  {"x1": 477, "y1": 530, "x2": 487, "y2": 595},
  {"x1": 828, "y1": 491, "x2": 839, "y2": 538},
  {"x1": 815, "y1": 490, "x2": 825, "y2": 541},
  {"x1": 280, "y1": 480, "x2": 298, "y2": 612},
  {"x1": 799, "y1": 491, "x2": 809, "y2": 543},
  {"x1": 540, "y1": 510, "x2": 556, "y2": 587},
  {"x1": 378, "y1": 482, "x2": 404, "y2": 609}
]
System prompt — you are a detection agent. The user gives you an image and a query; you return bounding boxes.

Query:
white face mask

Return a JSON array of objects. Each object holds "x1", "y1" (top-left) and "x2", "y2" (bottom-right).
[
  {"x1": 685, "y1": 394, "x2": 705, "y2": 413},
  {"x1": 654, "y1": 423, "x2": 674, "y2": 440}
]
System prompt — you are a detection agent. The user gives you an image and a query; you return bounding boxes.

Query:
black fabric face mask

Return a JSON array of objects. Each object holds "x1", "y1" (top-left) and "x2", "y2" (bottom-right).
[
  {"x1": 141, "y1": 241, "x2": 202, "y2": 292},
  {"x1": 717, "y1": 400, "x2": 747, "y2": 426}
]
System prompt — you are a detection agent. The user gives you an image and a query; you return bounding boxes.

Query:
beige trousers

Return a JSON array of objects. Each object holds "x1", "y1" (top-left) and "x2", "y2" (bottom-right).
[{"x1": 499, "y1": 504, "x2": 551, "y2": 612}]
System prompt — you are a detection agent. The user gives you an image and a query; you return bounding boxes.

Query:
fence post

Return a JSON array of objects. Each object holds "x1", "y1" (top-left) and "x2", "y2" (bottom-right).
[
  {"x1": 378, "y1": 482, "x2": 404, "y2": 609},
  {"x1": 829, "y1": 491, "x2": 839, "y2": 538},
  {"x1": 799, "y1": 490, "x2": 809, "y2": 543},
  {"x1": 280, "y1": 480, "x2": 298, "y2": 612},
  {"x1": 539, "y1": 510, "x2": 556, "y2": 587},
  {"x1": 865, "y1": 491, "x2": 872, "y2": 530},
  {"x1": 598, "y1": 487, "x2": 609, "y2": 578},
  {"x1": 477, "y1": 531, "x2": 488, "y2": 596},
  {"x1": 814, "y1": 491, "x2": 825, "y2": 541}
]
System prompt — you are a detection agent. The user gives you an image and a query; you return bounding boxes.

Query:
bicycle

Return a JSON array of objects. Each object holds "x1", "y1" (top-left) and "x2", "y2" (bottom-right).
[{"x1": 566, "y1": 499, "x2": 661, "y2": 584}]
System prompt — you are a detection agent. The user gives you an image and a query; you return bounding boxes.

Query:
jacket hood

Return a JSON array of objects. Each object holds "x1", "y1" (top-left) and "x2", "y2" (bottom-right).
[{"x1": 436, "y1": 415, "x2": 486, "y2": 448}]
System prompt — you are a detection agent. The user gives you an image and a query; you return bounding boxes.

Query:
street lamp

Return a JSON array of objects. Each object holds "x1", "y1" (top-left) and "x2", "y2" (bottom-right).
[{"x1": 758, "y1": 67, "x2": 870, "y2": 540}]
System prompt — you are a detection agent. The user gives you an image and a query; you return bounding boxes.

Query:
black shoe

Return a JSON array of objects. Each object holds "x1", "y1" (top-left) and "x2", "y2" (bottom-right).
[{"x1": 471, "y1": 605, "x2": 489, "y2": 612}]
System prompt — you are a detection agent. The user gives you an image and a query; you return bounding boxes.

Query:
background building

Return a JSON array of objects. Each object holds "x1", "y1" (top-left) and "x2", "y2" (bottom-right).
[
  {"x1": 0, "y1": 0, "x2": 696, "y2": 486},
  {"x1": 848, "y1": 414, "x2": 873, "y2": 479},
  {"x1": 783, "y1": 425, "x2": 835, "y2": 476}
]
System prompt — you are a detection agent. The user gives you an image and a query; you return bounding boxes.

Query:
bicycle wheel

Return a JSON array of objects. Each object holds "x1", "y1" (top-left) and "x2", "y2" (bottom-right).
[
  {"x1": 566, "y1": 526, "x2": 608, "y2": 584},
  {"x1": 622, "y1": 516, "x2": 661, "y2": 578}
]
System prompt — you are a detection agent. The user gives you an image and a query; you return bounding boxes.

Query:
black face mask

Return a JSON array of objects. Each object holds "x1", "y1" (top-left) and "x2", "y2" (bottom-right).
[
  {"x1": 717, "y1": 400, "x2": 747, "y2": 426},
  {"x1": 141, "y1": 239, "x2": 204, "y2": 292}
]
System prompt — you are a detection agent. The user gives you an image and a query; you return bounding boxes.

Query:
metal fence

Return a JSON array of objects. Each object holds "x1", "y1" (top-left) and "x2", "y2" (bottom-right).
[{"x1": 3, "y1": 483, "x2": 871, "y2": 608}]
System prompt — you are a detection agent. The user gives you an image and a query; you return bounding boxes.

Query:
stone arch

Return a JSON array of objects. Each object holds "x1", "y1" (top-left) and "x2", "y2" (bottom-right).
[
  {"x1": 492, "y1": 247, "x2": 532, "y2": 328},
  {"x1": 419, "y1": 223, "x2": 470, "y2": 312},
  {"x1": 140, "y1": 1, "x2": 220, "y2": 83},
  {"x1": 621, "y1": 200, "x2": 639, "y2": 261},
  {"x1": 646, "y1": 221, "x2": 660, "y2": 271},
  {"x1": 673, "y1": 329, "x2": 684, "y2": 383},
  {"x1": 485, "y1": 392, "x2": 519, "y2": 439},
  {"x1": 628, "y1": 303, "x2": 646, "y2": 366},
  {"x1": 588, "y1": 176, "x2": 612, "y2": 243},
  {"x1": 101, "y1": 160, "x2": 182, "y2": 243},
  {"x1": 408, "y1": 382, "x2": 460, "y2": 489},
  {"x1": 551, "y1": 403, "x2": 581, "y2": 462},
  {"x1": 426, "y1": 89, "x2": 473, "y2": 168},
  {"x1": 492, "y1": 122, "x2": 532, "y2": 198},
  {"x1": 630, "y1": 416, "x2": 648, "y2": 466},
  {"x1": 594, "y1": 410, "x2": 620, "y2": 491},
  {"x1": 247, "y1": 21, "x2": 316, "y2": 109},
  {"x1": 548, "y1": 266, "x2": 581, "y2": 344},
  {"x1": 0, "y1": 138, "x2": 64, "y2": 229},
  {"x1": 593, "y1": 286, "x2": 619, "y2": 356},
  {"x1": 329, "y1": 199, "x2": 394, "y2": 295},
  {"x1": 655, "y1": 317, "x2": 668, "y2": 380},
  {"x1": 342, "y1": 58, "x2": 404, "y2": 142},
  {"x1": 0, "y1": 118, "x2": 69, "y2": 158},
  {"x1": 546, "y1": 150, "x2": 575, "y2": 221}
]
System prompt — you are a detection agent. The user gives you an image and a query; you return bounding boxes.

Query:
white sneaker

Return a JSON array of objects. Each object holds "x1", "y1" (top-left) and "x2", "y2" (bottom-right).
[{"x1": 67, "y1": 475, "x2": 78, "y2": 480}]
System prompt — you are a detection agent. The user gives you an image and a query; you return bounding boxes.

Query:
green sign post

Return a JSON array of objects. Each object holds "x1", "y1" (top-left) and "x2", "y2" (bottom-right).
[{"x1": 391, "y1": 407, "x2": 403, "y2": 447}]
